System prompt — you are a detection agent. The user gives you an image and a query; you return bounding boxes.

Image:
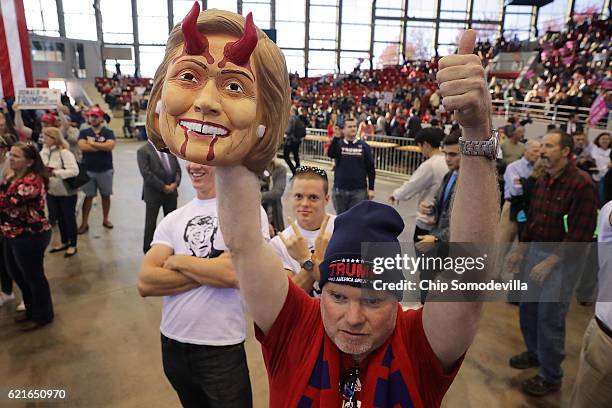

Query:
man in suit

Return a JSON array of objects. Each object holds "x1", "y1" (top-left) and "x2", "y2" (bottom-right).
[
  {"x1": 137, "y1": 141, "x2": 182, "y2": 253},
  {"x1": 416, "y1": 130, "x2": 461, "y2": 247}
]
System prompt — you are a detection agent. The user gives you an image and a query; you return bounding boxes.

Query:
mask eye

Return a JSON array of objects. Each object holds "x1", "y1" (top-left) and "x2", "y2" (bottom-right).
[
  {"x1": 179, "y1": 71, "x2": 197, "y2": 82},
  {"x1": 225, "y1": 81, "x2": 244, "y2": 94}
]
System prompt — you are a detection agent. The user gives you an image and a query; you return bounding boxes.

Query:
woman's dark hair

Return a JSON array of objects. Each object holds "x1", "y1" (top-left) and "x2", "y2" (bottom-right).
[
  {"x1": 11, "y1": 142, "x2": 50, "y2": 184},
  {"x1": 594, "y1": 132, "x2": 611, "y2": 148}
]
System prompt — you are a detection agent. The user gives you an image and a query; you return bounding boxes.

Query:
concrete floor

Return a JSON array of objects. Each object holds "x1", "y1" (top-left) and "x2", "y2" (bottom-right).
[{"x1": 0, "y1": 140, "x2": 593, "y2": 408}]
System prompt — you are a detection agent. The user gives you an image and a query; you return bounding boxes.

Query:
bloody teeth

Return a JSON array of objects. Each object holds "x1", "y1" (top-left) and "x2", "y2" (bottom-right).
[{"x1": 179, "y1": 120, "x2": 228, "y2": 136}]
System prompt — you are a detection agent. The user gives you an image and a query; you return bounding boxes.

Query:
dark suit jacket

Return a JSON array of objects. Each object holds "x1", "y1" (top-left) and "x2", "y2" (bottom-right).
[
  {"x1": 137, "y1": 142, "x2": 181, "y2": 203},
  {"x1": 431, "y1": 170, "x2": 457, "y2": 242}
]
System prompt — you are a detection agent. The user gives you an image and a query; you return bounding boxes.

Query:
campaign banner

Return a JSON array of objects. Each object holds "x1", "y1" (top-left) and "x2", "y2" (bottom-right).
[{"x1": 15, "y1": 87, "x2": 60, "y2": 109}]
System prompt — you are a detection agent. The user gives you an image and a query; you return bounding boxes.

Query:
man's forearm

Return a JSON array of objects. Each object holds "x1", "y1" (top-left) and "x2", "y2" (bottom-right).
[
  {"x1": 215, "y1": 166, "x2": 289, "y2": 335},
  {"x1": 138, "y1": 266, "x2": 199, "y2": 297},
  {"x1": 171, "y1": 255, "x2": 238, "y2": 288}
]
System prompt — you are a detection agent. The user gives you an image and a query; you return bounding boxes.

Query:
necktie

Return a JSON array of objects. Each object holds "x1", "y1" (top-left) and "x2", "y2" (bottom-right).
[
  {"x1": 159, "y1": 152, "x2": 173, "y2": 182},
  {"x1": 441, "y1": 172, "x2": 457, "y2": 209}
]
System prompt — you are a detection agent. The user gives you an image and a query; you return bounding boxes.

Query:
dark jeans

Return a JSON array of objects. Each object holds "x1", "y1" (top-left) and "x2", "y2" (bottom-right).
[
  {"x1": 519, "y1": 246, "x2": 579, "y2": 384},
  {"x1": 47, "y1": 194, "x2": 78, "y2": 247},
  {"x1": 0, "y1": 238, "x2": 12, "y2": 295},
  {"x1": 332, "y1": 188, "x2": 367, "y2": 215},
  {"x1": 283, "y1": 142, "x2": 301, "y2": 175},
  {"x1": 161, "y1": 335, "x2": 252, "y2": 408},
  {"x1": 4, "y1": 230, "x2": 53, "y2": 324},
  {"x1": 143, "y1": 199, "x2": 177, "y2": 253}
]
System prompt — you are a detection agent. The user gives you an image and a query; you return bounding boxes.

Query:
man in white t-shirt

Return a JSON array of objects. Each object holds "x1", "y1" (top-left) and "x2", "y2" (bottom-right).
[
  {"x1": 138, "y1": 162, "x2": 269, "y2": 408},
  {"x1": 389, "y1": 127, "x2": 448, "y2": 241},
  {"x1": 270, "y1": 166, "x2": 335, "y2": 296}
]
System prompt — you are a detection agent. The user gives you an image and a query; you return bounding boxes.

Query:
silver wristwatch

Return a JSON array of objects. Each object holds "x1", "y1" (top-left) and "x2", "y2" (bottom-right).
[{"x1": 458, "y1": 129, "x2": 500, "y2": 160}]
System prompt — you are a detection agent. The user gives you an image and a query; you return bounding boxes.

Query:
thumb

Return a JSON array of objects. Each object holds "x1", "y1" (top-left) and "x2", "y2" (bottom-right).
[{"x1": 457, "y1": 29, "x2": 476, "y2": 55}]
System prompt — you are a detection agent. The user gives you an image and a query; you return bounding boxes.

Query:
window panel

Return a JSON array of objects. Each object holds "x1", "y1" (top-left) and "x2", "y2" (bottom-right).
[
  {"x1": 207, "y1": 0, "x2": 237, "y2": 13},
  {"x1": 282, "y1": 49, "x2": 305, "y2": 76},
  {"x1": 24, "y1": 0, "x2": 59, "y2": 36},
  {"x1": 137, "y1": 0, "x2": 166, "y2": 17},
  {"x1": 407, "y1": 0, "x2": 436, "y2": 19},
  {"x1": 373, "y1": 42, "x2": 400, "y2": 67},
  {"x1": 101, "y1": 0, "x2": 133, "y2": 43},
  {"x1": 341, "y1": 24, "x2": 371, "y2": 50},
  {"x1": 537, "y1": 0, "x2": 568, "y2": 32},
  {"x1": 276, "y1": 22, "x2": 305, "y2": 48},
  {"x1": 374, "y1": 20, "x2": 401, "y2": 43},
  {"x1": 173, "y1": 0, "x2": 194, "y2": 25},
  {"x1": 440, "y1": 10, "x2": 468, "y2": 20},
  {"x1": 342, "y1": 0, "x2": 372, "y2": 24},
  {"x1": 437, "y1": 22, "x2": 466, "y2": 51},
  {"x1": 339, "y1": 51, "x2": 369, "y2": 73},
  {"x1": 375, "y1": 0, "x2": 403, "y2": 17},
  {"x1": 504, "y1": 7, "x2": 534, "y2": 40},
  {"x1": 63, "y1": 0, "x2": 97, "y2": 41},
  {"x1": 473, "y1": 23, "x2": 500, "y2": 43},
  {"x1": 310, "y1": 5, "x2": 338, "y2": 23},
  {"x1": 310, "y1": 39, "x2": 337, "y2": 49},
  {"x1": 139, "y1": 45, "x2": 166, "y2": 78},
  {"x1": 309, "y1": 50, "x2": 336, "y2": 71},
  {"x1": 242, "y1": 2, "x2": 271, "y2": 29},
  {"x1": 104, "y1": 46, "x2": 134, "y2": 76},
  {"x1": 277, "y1": 0, "x2": 305, "y2": 21},
  {"x1": 309, "y1": 22, "x2": 337, "y2": 40},
  {"x1": 405, "y1": 22, "x2": 435, "y2": 60},
  {"x1": 472, "y1": 0, "x2": 502, "y2": 21},
  {"x1": 573, "y1": 0, "x2": 604, "y2": 15},
  {"x1": 139, "y1": 17, "x2": 169, "y2": 44}
]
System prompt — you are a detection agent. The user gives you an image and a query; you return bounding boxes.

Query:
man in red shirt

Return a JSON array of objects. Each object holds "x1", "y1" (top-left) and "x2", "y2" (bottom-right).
[{"x1": 216, "y1": 30, "x2": 498, "y2": 407}]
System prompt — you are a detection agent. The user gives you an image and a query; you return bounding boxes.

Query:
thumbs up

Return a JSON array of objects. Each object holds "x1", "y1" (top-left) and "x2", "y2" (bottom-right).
[{"x1": 436, "y1": 29, "x2": 491, "y2": 139}]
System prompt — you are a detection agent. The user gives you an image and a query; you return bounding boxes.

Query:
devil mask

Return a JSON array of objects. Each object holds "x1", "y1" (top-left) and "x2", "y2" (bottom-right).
[{"x1": 146, "y1": 2, "x2": 290, "y2": 172}]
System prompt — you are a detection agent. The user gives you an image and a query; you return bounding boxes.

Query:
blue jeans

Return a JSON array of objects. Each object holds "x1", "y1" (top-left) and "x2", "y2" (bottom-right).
[
  {"x1": 519, "y1": 246, "x2": 580, "y2": 384},
  {"x1": 161, "y1": 335, "x2": 252, "y2": 408},
  {"x1": 332, "y1": 188, "x2": 367, "y2": 215}
]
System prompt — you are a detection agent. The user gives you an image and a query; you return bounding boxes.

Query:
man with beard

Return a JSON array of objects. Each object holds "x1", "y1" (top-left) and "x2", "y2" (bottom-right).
[{"x1": 506, "y1": 129, "x2": 598, "y2": 396}]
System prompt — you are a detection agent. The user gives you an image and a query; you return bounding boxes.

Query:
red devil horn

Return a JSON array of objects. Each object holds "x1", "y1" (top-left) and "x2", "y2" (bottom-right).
[
  {"x1": 181, "y1": 1, "x2": 208, "y2": 55},
  {"x1": 225, "y1": 12, "x2": 258, "y2": 66}
]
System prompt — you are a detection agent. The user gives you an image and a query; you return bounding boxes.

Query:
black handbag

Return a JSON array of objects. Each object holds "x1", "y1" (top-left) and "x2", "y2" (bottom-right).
[{"x1": 59, "y1": 152, "x2": 90, "y2": 189}]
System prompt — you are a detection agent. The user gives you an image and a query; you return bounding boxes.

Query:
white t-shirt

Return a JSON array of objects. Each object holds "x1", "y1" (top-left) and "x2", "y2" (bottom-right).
[
  {"x1": 596, "y1": 200, "x2": 612, "y2": 329},
  {"x1": 151, "y1": 197, "x2": 269, "y2": 346},
  {"x1": 270, "y1": 214, "x2": 336, "y2": 296}
]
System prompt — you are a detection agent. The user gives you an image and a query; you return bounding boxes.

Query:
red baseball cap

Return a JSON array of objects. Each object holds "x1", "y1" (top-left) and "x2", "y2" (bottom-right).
[
  {"x1": 41, "y1": 113, "x2": 58, "y2": 124},
  {"x1": 88, "y1": 107, "x2": 105, "y2": 117}
]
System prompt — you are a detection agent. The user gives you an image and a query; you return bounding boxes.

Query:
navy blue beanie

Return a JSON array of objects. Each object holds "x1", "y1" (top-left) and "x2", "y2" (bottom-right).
[{"x1": 319, "y1": 201, "x2": 405, "y2": 300}]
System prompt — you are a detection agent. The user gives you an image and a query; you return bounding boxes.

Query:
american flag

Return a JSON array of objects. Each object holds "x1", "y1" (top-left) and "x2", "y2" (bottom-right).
[
  {"x1": 0, "y1": 0, "x2": 33, "y2": 99},
  {"x1": 589, "y1": 94, "x2": 608, "y2": 126}
]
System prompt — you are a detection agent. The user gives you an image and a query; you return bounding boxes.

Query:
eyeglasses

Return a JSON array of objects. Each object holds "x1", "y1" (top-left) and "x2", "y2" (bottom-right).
[
  {"x1": 295, "y1": 166, "x2": 327, "y2": 179},
  {"x1": 339, "y1": 367, "x2": 361, "y2": 404}
]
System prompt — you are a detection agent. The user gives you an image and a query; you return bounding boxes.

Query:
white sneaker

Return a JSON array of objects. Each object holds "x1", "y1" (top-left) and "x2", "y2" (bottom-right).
[
  {"x1": 16, "y1": 301, "x2": 25, "y2": 312},
  {"x1": 0, "y1": 292, "x2": 15, "y2": 306}
]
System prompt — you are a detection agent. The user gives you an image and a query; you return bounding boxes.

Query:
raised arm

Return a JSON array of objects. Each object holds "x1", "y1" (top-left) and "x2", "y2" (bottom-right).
[
  {"x1": 13, "y1": 107, "x2": 33, "y2": 139},
  {"x1": 215, "y1": 166, "x2": 288, "y2": 335},
  {"x1": 423, "y1": 29, "x2": 499, "y2": 371}
]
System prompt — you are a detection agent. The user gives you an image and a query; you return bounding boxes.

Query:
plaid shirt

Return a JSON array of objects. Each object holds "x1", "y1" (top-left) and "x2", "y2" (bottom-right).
[{"x1": 522, "y1": 163, "x2": 598, "y2": 243}]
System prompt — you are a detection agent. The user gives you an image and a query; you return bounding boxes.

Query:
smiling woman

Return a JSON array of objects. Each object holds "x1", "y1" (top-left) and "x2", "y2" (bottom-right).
[{"x1": 145, "y1": 3, "x2": 290, "y2": 172}]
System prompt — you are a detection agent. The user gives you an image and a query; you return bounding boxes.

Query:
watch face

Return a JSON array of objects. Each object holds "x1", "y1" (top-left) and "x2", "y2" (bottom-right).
[{"x1": 302, "y1": 260, "x2": 314, "y2": 271}]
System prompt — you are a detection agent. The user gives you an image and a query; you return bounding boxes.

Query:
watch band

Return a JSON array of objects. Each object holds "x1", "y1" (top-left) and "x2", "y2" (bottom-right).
[{"x1": 458, "y1": 129, "x2": 499, "y2": 160}]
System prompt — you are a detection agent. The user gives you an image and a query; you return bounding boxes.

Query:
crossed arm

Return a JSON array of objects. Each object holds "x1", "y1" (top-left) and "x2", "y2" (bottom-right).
[
  {"x1": 78, "y1": 138, "x2": 115, "y2": 153},
  {"x1": 138, "y1": 245, "x2": 237, "y2": 297}
]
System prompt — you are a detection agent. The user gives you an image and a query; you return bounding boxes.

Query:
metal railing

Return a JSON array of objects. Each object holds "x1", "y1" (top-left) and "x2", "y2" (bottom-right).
[
  {"x1": 297, "y1": 130, "x2": 424, "y2": 180},
  {"x1": 491, "y1": 99, "x2": 610, "y2": 130}
]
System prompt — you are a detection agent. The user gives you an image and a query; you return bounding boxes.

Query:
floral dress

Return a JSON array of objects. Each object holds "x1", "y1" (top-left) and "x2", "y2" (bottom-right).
[{"x1": 0, "y1": 173, "x2": 50, "y2": 239}]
